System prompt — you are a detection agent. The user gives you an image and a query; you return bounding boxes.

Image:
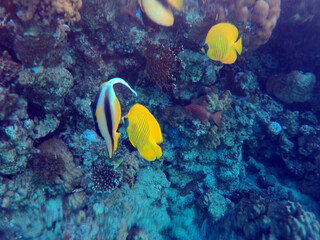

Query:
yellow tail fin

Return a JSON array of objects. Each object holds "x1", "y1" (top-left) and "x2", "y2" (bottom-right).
[{"x1": 234, "y1": 37, "x2": 242, "y2": 55}]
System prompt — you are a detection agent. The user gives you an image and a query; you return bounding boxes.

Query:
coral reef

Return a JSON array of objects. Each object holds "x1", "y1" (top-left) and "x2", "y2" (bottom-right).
[
  {"x1": 18, "y1": 66, "x2": 74, "y2": 112},
  {"x1": 34, "y1": 138, "x2": 83, "y2": 193},
  {"x1": 144, "y1": 42, "x2": 183, "y2": 91},
  {"x1": 13, "y1": 0, "x2": 82, "y2": 23},
  {"x1": 266, "y1": 70, "x2": 316, "y2": 104},
  {"x1": 91, "y1": 165, "x2": 122, "y2": 193},
  {"x1": 217, "y1": 194, "x2": 320, "y2": 239},
  {"x1": 0, "y1": 0, "x2": 319, "y2": 239}
]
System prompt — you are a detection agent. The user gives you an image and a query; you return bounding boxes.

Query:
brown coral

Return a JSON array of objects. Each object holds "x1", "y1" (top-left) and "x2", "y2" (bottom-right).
[
  {"x1": 51, "y1": 0, "x2": 82, "y2": 22},
  {"x1": 227, "y1": 0, "x2": 281, "y2": 50},
  {"x1": 35, "y1": 138, "x2": 83, "y2": 192},
  {"x1": 13, "y1": 0, "x2": 82, "y2": 23},
  {"x1": 0, "y1": 50, "x2": 22, "y2": 86},
  {"x1": 144, "y1": 42, "x2": 183, "y2": 91}
]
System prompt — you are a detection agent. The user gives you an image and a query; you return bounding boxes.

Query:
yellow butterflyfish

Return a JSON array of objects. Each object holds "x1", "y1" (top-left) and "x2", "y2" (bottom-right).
[
  {"x1": 137, "y1": 0, "x2": 183, "y2": 26},
  {"x1": 91, "y1": 78, "x2": 137, "y2": 158},
  {"x1": 122, "y1": 104, "x2": 163, "y2": 161},
  {"x1": 202, "y1": 23, "x2": 242, "y2": 64}
]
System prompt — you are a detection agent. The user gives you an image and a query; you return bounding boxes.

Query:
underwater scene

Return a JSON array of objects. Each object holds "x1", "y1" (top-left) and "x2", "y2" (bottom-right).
[{"x1": 0, "y1": 0, "x2": 320, "y2": 239}]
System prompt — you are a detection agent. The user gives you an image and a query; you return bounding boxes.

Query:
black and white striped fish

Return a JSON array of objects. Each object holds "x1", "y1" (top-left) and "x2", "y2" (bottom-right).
[{"x1": 91, "y1": 77, "x2": 137, "y2": 158}]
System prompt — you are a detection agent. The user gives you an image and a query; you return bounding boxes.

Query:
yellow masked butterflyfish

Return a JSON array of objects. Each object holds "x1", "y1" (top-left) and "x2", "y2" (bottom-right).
[
  {"x1": 91, "y1": 78, "x2": 137, "y2": 158},
  {"x1": 137, "y1": 0, "x2": 183, "y2": 26},
  {"x1": 202, "y1": 23, "x2": 242, "y2": 64},
  {"x1": 122, "y1": 104, "x2": 163, "y2": 161}
]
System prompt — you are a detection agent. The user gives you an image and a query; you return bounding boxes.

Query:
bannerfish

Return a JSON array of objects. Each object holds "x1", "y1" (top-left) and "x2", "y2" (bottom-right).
[
  {"x1": 184, "y1": 103, "x2": 223, "y2": 127},
  {"x1": 91, "y1": 78, "x2": 137, "y2": 158},
  {"x1": 122, "y1": 104, "x2": 163, "y2": 161},
  {"x1": 202, "y1": 22, "x2": 242, "y2": 64},
  {"x1": 137, "y1": 0, "x2": 184, "y2": 26}
]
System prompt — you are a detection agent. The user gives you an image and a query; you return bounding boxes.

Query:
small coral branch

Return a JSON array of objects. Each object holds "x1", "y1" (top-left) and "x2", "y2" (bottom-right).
[{"x1": 144, "y1": 42, "x2": 183, "y2": 91}]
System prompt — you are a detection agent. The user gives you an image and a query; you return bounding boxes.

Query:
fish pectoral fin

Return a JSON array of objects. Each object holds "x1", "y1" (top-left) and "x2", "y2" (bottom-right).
[
  {"x1": 221, "y1": 49, "x2": 237, "y2": 64},
  {"x1": 138, "y1": 142, "x2": 162, "y2": 161},
  {"x1": 113, "y1": 131, "x2": 120, "y2": 152}
]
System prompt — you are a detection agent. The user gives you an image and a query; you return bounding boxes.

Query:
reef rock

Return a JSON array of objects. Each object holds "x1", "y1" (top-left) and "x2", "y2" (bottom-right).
[{"x1": 267, "y1": 71, "x2": 316, "y2": 104}]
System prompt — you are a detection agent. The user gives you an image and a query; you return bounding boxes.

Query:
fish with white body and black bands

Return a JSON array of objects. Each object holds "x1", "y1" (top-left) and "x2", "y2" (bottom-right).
[{"x1": 91, "y1": 77, "x2": 137, "y2": 158}]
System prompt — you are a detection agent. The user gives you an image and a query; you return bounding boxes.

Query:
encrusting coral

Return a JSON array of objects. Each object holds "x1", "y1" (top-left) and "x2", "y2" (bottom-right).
[
  {"x1": 13, "y1": 0, "x2": 82, "y2": 23},
  {"x1": 230, "y1": 0, "x2": 281, "y2": 49}
]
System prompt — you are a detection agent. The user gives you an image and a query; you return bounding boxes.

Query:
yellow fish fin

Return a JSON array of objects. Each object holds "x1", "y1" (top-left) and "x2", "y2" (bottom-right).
[
  {"x1": 138, "y1": 141, "x2": 162, "y2": 161},
  {"x1": 221, "y1": 49, "x2": 237, "y2": 64},
  {"x1": 234, "y1": 37, "x2": 242, "y2": 55},
  {"x1": 95, "y1": 105, "x2": 100, "y2": 119},
  {"x1": 167, "y1": 0, "x2": 184, "y2": 11},
  {"x1": 113, "y1": 131, "x2": 120, "y2": 152},
  {"x1": 154, "y1": 143, "x2": 162, "y2": 159},
  {"x1": 224, "y1": 23, "x2": 239, "y2": 41}
]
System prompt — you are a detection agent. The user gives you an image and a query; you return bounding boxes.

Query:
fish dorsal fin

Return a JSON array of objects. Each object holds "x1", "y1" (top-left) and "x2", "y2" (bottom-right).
[
  {"x1": 224, "y1": 23, "x2": 239, "y2": 42},
  {"x1": 107, "y1": 77, "x2": 138, "y2": 97}
]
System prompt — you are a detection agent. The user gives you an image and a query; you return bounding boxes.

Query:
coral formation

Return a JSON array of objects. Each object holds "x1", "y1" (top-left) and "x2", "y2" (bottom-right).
[
  {"x1": 34, "y1": 138, "x2": 83, "y2": 193},
  {"x1": 0, "y1": 0, "x2": 319, "y2": 239},
  {"x1": 91, "y1": 165, "x2": 122, "y2": 193},
  {"x1": 218, "y1": 194, "x2": 320, "y2": 239},
  {"x1": 266, "y1": 71, "x2": 316, "y2": 104},
  {"x1": 0, "y1": 51, "x2": 22, "y2": 86},
  {"x1": 144, "y1": 42, "x2": 183, "y2": 91},
  {"x1": 14, "y1": 0, "x2": 82, "y2": 23}
]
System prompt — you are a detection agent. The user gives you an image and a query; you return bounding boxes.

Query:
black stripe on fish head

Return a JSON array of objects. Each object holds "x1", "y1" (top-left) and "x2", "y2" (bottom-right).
[{"x1": 104, "y1": 93, "x2": 114, "y2": 154}]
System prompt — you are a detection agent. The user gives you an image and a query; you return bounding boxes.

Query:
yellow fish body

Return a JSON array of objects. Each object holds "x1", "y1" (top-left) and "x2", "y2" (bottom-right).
[
  {"x1": 138, "y1": 0, "x2": 183, "y2": 26},
  {"x1": 91, "y1": 78, "x2": 137, "y2": 158},
  {"x1": 122, "y1": 104, "x2": 163, "y2": 161},
  {"x1": 202, "y1": 23, "x2": 242, "y2": 64}
]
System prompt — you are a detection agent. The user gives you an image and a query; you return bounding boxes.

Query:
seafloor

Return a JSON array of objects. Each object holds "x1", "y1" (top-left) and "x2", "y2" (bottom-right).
[{"x1": 0, "y1": 0, "x2": 320, "y2": 239}]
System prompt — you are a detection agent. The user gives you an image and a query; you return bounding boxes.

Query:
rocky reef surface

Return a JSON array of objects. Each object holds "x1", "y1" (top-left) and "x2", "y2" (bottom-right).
[{"x1": 0, "y1": 0, "x2": 319, "y2": 239}]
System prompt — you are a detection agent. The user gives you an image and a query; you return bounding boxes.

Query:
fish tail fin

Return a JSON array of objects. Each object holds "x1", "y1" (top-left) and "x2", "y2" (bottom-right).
[
  {"x1": 234, "y1": 37, "x2": 242, "y2": 55},
  {"x1": 108, "y1": 77, "x2": 138, "y2": 96},
  {"x1": 139, "y1": 142, "x2": 162, "y2": 161},
  {"x1": 168, "y1": 0, "x2": 184, "y2": 11},
  {"x1": 210, "y1": 110, "x2": 223, "y2": 127}
]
